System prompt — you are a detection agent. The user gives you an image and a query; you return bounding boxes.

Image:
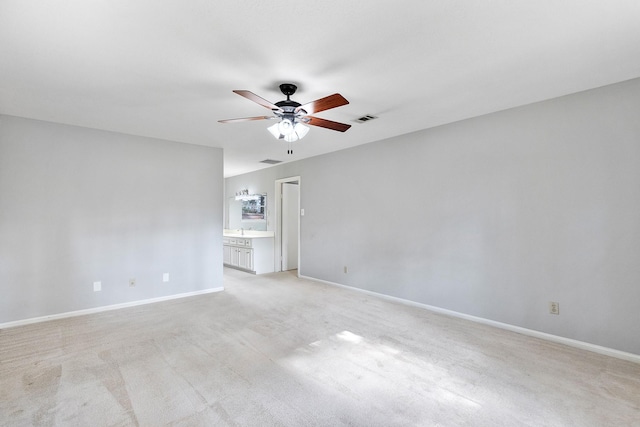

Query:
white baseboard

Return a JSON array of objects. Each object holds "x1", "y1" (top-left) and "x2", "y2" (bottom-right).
[
  {"x1": 0, "y1": 287, "x2": 224, "y2": 330},
  {"x1": 299, "y1": 275, "x2": 640, "y2": 364}
]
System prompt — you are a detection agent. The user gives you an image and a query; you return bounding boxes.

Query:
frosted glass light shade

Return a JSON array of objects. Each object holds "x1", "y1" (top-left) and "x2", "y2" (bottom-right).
[
  {"x1": 285, "y1": 123, "x2": 310, "y2": 142},
  {"x1": 283, "y1": 132, "x2": 299, "y2": 143},
  {"x1": 294, "y1": 122, "x2": 309, "y2": 139},
  {"x1": 267, "y1": 123, "x2": 281, "y2": 139},
  {"x1": 278, "y1": 119, "x2": 294, "y2": 135}
]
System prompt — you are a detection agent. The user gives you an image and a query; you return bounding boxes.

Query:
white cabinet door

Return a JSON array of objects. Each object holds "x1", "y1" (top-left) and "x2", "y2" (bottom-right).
[
  {"x1": 231, "y1": 246, "x2": 240, "y2": 266},
  {"x1": 238, "y1": 248, "x2": 253, "y2": 270},
  {"x1": 223, "y1": 245, "x2": 232, "y2": 265},
  {"x1": 245, "y1": 248, "x2": 253, "y2": 271}
]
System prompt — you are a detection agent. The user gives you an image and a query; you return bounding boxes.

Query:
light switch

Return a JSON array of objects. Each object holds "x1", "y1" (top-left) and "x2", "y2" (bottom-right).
[{"x1": 300, "y1": 208, "x2": 305, "y2": 216}]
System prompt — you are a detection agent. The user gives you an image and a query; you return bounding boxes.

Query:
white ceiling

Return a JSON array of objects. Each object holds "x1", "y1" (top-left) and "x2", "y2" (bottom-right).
[{"x1": 2, "y1": 1, "x2": 640, "y2": 177}]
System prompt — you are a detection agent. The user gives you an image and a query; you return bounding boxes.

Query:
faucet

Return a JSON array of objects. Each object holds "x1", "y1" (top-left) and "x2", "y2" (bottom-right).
[{"x1": 240, "y1": 227, "x2": 244, "y2": 236}]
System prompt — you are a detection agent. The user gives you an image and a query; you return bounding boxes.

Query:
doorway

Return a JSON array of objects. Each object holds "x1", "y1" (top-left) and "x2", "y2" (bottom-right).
[{"x1": 274, "y1": 176, "x2": 301, "y2": 274}]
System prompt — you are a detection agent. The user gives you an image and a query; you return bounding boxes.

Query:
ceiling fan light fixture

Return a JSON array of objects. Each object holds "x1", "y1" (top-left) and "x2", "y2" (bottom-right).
[
  {"x1": 282, "y1": 122, "x2": 309, "y2": 142},
  {"x1": 268, "y1": 120, "x2": 309, "y2": 142}
]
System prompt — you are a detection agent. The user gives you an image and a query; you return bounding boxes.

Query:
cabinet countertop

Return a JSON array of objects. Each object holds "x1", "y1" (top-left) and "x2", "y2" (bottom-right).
[{"x1": 223, "y1": 232, "x2": 274, "y2": 239}]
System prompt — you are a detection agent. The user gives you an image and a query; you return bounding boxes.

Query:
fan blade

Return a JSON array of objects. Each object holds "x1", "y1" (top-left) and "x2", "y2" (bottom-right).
[
  {"x1": 218, "y1": 116, "x2": 273, "y2": 123},
  {"x1": 295, "y1": 93, "x2": 349, "y2": 115},
  {"x1": 233, "y1": 90, "x2": 281, "y2": 110},
  {"x1": 306, "y1": 116, "x2": 351, "y2": 132}
]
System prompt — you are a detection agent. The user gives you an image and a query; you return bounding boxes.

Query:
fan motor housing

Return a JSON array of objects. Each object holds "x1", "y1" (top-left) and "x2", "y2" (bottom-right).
[
  {"x1": 275, "y1": 100, "x2": 301, "y2": 110},
  {"x1": 276, "y1": 83, "x2": 301, "y2": 110}
]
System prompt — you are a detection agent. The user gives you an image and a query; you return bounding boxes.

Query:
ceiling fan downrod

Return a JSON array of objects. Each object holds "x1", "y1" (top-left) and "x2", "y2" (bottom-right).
[{"x1": 279, "y1": 83, "x2": 297, "y2": 101}]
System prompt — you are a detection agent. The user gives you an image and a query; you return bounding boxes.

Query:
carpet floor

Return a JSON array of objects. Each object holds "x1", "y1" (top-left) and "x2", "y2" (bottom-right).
[{"x1": 1, "y1": 268, "x2": 639, "y2": 426}]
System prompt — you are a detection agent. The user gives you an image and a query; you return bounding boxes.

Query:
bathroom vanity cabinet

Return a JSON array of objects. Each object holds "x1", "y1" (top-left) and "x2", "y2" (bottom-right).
[{"x1": 223, "y1": 233, "x2": 274, "y2": 274}]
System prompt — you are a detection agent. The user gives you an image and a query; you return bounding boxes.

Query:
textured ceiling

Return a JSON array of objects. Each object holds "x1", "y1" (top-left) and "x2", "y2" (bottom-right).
[{"x1": 2, "y1": 1, "x2": 640, "y2": 177}]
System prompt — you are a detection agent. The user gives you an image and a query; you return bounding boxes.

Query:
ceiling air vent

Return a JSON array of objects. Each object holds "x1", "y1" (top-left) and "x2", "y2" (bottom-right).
[
  {"x1": 354, "y1": 114, "x2": 378, "y2": 124},
  {"x1": 260, "y1": 159, "x2": 282, "y2": 165}
]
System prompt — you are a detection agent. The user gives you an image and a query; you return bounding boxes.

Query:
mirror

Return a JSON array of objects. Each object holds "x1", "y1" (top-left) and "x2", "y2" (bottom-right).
[{"x1": 226, "y1": 194, "x2": 267, "y2": 231}]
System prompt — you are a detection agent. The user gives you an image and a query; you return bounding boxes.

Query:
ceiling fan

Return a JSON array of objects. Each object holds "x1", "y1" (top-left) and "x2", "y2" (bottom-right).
[{"x1": 219, "y1": 83, "x2": 351, "y2": 154}]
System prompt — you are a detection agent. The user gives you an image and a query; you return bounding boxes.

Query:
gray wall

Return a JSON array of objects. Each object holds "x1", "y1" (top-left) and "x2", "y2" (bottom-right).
[
  {"x1": 0, "y1": 115, "x2": 224, "y2": 323},
  {"x1": 226, "y1": 78, "x2": 640, "y2": 355}
]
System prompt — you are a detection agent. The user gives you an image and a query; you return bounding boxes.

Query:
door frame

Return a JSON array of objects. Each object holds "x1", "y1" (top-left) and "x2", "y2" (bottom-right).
[{"x1": 274, "y1": 176, "x2": 301, "y2": 275}]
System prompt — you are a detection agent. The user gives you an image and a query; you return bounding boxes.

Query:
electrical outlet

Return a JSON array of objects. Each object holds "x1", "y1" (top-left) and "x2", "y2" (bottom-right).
[
  {"x1": 162, "y1": 273, "x2": 169, "y2": 282},
  {"x1": 129, "y1": 278, "x2": 136, "y2": 287},
  {"x1": 344, "y1": 266, "x2": 348, "y2": 274},
  {"x1": 93, "y1": 281, "x2": 101, "y2": 292},
  {"x1": 549, "y1": 301, "x2": 560, "y2": 315}
]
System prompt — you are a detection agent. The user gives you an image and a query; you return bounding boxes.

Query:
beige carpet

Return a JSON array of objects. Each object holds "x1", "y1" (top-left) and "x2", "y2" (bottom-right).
[{"x1": 1, "y1": 268, "x2": 639, "y2": 426}]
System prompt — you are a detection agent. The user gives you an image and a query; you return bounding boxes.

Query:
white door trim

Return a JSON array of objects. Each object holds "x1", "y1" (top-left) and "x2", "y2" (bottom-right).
[{"x1": 274, "y1": 176, "x2": 301, "y2": 275}]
